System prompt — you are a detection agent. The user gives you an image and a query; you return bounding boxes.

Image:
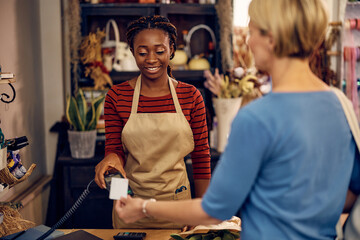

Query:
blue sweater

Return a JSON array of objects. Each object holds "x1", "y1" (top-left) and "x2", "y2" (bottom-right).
[{"x1": 202, "y1": 91, "x2": 360, "y2": 240}]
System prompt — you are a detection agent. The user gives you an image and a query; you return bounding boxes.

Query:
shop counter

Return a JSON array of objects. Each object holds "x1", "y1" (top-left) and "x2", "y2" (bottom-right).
[{"x1": 59, "y1": 228, "x2": 180, "y2": 240}]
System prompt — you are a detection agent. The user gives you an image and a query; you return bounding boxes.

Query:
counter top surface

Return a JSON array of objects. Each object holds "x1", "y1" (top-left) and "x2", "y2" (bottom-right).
[{"x1": 59, "y1": 229, "x2": 181, "y2": 240}]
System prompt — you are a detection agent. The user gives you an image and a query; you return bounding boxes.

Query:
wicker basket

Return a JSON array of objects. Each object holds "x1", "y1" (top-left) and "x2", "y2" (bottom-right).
[
  {"x1": 0, "y1": 147, "x2": 7, "y2": 171},
  {"x1": 0, "y1": 164, "x2": 36, "y2": 188},
  {"x1": 0, "y1": 205, "x2": 35, "y2": 237}
]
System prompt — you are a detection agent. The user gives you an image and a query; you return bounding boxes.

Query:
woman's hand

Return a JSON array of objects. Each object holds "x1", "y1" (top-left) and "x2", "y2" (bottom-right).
[
  {"x1": 95, "y1": 153, "x2": 126, "y2": 189},
  {"x1": 203, "y1": 68, "x2": 222, "y2": 96},
  {"x1": 115, "y1": 196, "x2": 146, "y2": 224},
  {"x1": 115, "y1": 197, "x2": 221, "y2": 226}
]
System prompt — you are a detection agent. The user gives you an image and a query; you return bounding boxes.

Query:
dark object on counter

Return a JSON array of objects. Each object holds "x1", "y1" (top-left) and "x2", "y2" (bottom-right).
[
  {"x1": 6, "y1": 136, "x2": 29, "y2": 151},
  {"x1": 0, "y1": 225, "x2": 64, "y2": 240},
  {"x1": 53, "y1": 230, "x2": 102, "y2": 240},
  {"x1": 114, "y1": 232, "x2": 146, "y2": 240}
]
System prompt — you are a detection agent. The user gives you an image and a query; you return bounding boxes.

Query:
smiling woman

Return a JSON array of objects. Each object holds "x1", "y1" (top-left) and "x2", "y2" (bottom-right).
[
  {"x1": 94, "y1": 15, "x2": 211, "y2": 229},
  {"x1": 130, "y1": 29, "x2": 173, "y2": 92}
]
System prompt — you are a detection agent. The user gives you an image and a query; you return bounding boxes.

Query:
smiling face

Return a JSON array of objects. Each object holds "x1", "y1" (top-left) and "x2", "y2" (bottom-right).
[{"x1": 132, "y1": 29, "x2": 174, "y2": 82}]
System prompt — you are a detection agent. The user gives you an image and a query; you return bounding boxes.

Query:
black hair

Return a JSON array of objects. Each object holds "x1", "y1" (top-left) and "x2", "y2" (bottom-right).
[{"x1": 126, "y1": 15, "x2": 178, "y2": 78}]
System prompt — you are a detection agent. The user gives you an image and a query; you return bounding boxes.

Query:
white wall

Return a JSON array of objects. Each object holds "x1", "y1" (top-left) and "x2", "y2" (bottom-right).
[
  {"x1": 0, "y1": 0, "x2": 63, "y2": 199},
  {"x1": 233, "y1": 0, "x2": 251, "y2": 27},
  {"x1": 39, "y1": 0, "x2": 64, "y2": 174},
  {"x1": 0, "y1": 0, "x2": 45, "y2": 195}
]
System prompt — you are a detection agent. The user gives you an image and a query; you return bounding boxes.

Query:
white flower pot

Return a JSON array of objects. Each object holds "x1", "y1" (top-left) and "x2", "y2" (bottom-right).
[
  {"x1": 68, "y1": 130, "x2": 97, "y2": 159},
  {"x1": 212, "y1": 97, "x2": 242, "y2": 152}
]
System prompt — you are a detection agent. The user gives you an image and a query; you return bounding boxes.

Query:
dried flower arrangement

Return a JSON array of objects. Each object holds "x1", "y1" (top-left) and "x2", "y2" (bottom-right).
[
  {"x1": 79, "y1": 29, "x2": 113, "y2": 90},
  {"x1": 204, "y1": 67, "x2": 262, "y2": 106}
]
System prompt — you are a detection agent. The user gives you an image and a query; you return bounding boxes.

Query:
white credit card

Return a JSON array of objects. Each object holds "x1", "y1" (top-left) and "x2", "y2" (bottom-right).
[{"x1": 109, "y1": 177, "x2": 129, "y2": 200}]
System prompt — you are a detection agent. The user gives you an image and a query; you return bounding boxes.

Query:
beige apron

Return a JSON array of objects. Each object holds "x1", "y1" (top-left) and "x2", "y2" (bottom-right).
[{"x1": 112, "y1": 76, "x2": 194, "y2": 229}]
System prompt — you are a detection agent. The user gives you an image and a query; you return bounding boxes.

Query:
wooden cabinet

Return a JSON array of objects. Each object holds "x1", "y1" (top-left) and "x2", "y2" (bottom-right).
[{"x1": 56, "y1": 143, "x2": 113, "y2": 229}]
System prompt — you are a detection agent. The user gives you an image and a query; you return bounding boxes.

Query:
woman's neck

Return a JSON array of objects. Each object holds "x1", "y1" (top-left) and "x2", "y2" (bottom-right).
[
  {"x1": 141, "y1": 74, "x2": 168, "y2": 89},
  {"x1": 139, "y1": 74, "x2": 171, "y2": 97},
  {"x1": 269, "y1": 57, "x2": 329, "y2": 92}
]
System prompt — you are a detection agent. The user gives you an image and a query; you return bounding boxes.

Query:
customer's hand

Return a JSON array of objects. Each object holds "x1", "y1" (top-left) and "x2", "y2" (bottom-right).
[
  {"x1": 95, "y1": 153, "x2": 126, "y2": 189},
  {"x1": 115, "y1": 196, "x2": 146, "y2": 224}
]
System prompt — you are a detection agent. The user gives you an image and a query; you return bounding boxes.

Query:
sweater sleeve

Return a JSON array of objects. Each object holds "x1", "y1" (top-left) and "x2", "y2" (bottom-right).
[
  {"x1": 104, "y1": 87, "x2": 126, "y2": 162},
  {"x1": 202, "y1": 110, "x2": 271, "y2": 220},
  {"x1": 189, "y1": 87, "x2": 211, "y2": 180}
]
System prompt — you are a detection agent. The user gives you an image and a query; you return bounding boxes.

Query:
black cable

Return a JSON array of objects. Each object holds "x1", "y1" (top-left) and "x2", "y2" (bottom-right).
[{"x1": 35, "y1": 179, "x2": 95, "y2": 240}]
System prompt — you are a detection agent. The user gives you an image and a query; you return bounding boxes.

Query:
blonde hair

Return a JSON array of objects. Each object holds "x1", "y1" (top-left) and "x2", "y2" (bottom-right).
[{"x1": 248, "y1": 0, "x2": 329, "y2": 58}]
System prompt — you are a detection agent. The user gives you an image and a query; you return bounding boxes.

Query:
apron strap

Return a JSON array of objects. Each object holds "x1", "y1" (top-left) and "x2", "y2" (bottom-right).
[
  {"x1": 131, "y1": 76, "x2": 141, "y2": 114},
  {"x1": 168, "y1": 77, "x2": 182, "y2": 114},
  {"x1": 131, "y1": 75, "x2": 182, "y2": 114}
]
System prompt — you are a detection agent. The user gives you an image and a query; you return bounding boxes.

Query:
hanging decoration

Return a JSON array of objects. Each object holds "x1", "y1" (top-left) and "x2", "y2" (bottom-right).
[
  {"x1": 341, "y1": 1, "x2": 360, "y2": 119},
  {"x1": 215, "y1": 0, "x2": 233, "y2": 71},
  {"x1": 66, "y1": 0, "x2": 82, "y2": 95},
  {"x1": 0, "y1": 68, "x2": 16, "y2": 104},
  {"x1": 80, "y1": 29, "x2": 113, "y2": 90},
  {"x1": 309, "y1": 25, "x2": 341, "y2": 87}
]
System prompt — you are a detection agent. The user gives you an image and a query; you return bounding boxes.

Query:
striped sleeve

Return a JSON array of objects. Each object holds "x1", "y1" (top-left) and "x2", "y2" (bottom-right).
[
  {"x1": 104, "y1": 81, "x2": 211, "y2": 179},
  {"x1": 104, "y1": 83, "x2": 132, "y2": 163},
  {"x1": 181, "y1": 84, "x2": 211, "y2": 180}
]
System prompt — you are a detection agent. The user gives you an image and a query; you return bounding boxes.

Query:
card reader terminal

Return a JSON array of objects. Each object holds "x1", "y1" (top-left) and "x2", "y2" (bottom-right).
[{"x1": 104, "y1": 172, "x2": 134, "y2": 196}]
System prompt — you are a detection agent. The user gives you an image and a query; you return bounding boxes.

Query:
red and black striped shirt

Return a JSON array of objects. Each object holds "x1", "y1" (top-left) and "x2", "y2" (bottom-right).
[{"x1": 104, "y1": 81, "x2": 211, "y2": 180}]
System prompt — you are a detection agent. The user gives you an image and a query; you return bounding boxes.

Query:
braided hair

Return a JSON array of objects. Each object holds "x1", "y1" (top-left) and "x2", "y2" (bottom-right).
[{"x1": 126, "y1": 15, "x2": 177, "y2": 79}]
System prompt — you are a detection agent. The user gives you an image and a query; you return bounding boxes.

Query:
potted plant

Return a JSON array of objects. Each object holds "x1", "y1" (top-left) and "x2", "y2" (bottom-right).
[{"x1": 66, "y1": 89, "x2": 105, "y2": 159}]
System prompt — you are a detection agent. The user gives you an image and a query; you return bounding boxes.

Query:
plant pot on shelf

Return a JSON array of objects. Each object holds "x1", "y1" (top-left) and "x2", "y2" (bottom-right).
[
  {"x1": 65, "y1": 88, "x2": 105, "y2": 159},
  {"x1": 212, "y1": 97, "x2": 242, "y2": 152},
  {"x1": 68, "y1": 130, "x2": 97, "y2": 159}
]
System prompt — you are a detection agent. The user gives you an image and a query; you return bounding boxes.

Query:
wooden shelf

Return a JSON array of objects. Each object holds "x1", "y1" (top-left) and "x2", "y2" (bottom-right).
[
  {"x1": 80, "y1": 3, "x2": 216, "y2": 35},
  {"x1": 78, "y1": 2, "x2": 219, "y2": 86},
  {"x1": 78, "y1": 70, "x2": 207, "y2": 88},
  {"x1": 0, "y1": 79, "x2": 15, "y2": 84},
  {"x1": 80, "y1": 2, "x2": 216, "y2": 10},
  {"x1": 0, "y1": 186, "x2": 10, "y2": 201},
  {"x1": 347, "y1": 1, "x2": 360, "y2": 6}
]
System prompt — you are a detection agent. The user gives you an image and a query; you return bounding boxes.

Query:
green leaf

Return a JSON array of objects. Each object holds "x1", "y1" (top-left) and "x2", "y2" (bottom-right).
[
  {"x1": 222, "y1": 232, "x2": 235, "y2": 240},
  {"x1": 230, "y1": 231, "x2": 240, "y2": 239},
  {"x1": 200, "y1": 233, "x2": 214, "y2": 240},
  {"x1": 86, "y1": 102, "x2": 96, "y2": 131},
  {"x1": 85, "y1": 94, "x2": 105, "y2": 130},
  {"x1": 75, "y1": 89, "x2": 87, "y2": 128},
  {"x1": 66, "y1": 89, "x2": 105, "y2": 131},
  {"x1": 170, "y1": 233, "x2": 186, "y2": 240},
  {"x1": 66, "y1": 96, "x2": 84, "y2": 131},
  {"x1": 188, "y1": 234, "x2": 202, "y2": 240},
  {"x1": 66, "y1": 95, "x2": 74, "y2": 127}
]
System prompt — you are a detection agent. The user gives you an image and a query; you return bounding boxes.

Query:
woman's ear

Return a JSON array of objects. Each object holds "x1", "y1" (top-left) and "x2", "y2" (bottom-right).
[
  {"x1": 170, "y1": 44, "x2": 175, "y2": 59},
  {"x1": 267, "y1": 32, "x2": 275, "y2": 52}
]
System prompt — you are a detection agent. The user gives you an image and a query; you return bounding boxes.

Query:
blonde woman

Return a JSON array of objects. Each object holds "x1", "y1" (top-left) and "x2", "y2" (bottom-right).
[{"x1": 115, "y1": 1, "x2": 360, "y2": 239}]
